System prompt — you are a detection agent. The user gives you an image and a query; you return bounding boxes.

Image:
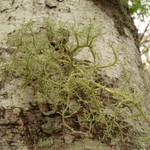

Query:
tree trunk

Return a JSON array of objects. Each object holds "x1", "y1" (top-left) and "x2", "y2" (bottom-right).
[{"x1": 0, "y1": 0, "x2": 150, "y2": 149}]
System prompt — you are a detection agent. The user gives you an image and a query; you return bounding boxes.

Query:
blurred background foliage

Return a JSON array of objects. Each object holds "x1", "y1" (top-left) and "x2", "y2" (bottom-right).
[
  {"x1": 129, "y1": 0, "x2": 150, "y2": 21},
  {"x1": 129, "y1": 0, "x2": 150, "y2": 70}
]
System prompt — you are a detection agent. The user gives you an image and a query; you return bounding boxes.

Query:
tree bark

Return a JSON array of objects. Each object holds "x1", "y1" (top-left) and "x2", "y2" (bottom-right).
[{"x1": 0, "y1": 0, "x2": 150, "y2": 149}]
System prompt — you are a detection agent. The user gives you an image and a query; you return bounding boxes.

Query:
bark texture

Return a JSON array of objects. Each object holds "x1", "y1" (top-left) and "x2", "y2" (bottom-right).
[{"x1": 0, "y1": 0, "x2": 150, "y2": 149}]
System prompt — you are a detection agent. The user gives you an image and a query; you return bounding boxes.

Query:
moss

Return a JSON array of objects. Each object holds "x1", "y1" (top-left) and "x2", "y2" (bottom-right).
[
  {"x1": 37, "y1": 138, "x2": 53, "y2": 148},
  {"x1": 1, "y1": 20, "x2": 150, "y2": 148}
]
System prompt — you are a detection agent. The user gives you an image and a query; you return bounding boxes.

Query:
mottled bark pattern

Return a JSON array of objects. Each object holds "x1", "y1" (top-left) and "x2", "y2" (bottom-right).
[{"x1": 93, "y1": 0, "x2": 139, "y2": 48}]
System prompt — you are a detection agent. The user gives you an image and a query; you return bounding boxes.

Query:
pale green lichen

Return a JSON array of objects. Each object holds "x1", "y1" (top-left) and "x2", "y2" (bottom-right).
[{"x1": 1, "y1": 20, "x2": 150, "y2": 149}]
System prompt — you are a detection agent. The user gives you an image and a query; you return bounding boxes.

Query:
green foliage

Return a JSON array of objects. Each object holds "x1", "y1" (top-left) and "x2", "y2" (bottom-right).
[
  {"x1": 129, "y1": 0, "x2": 150, "y2": 21},
  {"x1": 2, "y1": 20, "x2": 150, "y2": 148}
]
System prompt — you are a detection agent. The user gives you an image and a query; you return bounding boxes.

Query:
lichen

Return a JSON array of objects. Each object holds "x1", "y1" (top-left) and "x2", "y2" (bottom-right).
[{"x1": 1, "y1": 20, "x2": 150, "y2": 149}]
